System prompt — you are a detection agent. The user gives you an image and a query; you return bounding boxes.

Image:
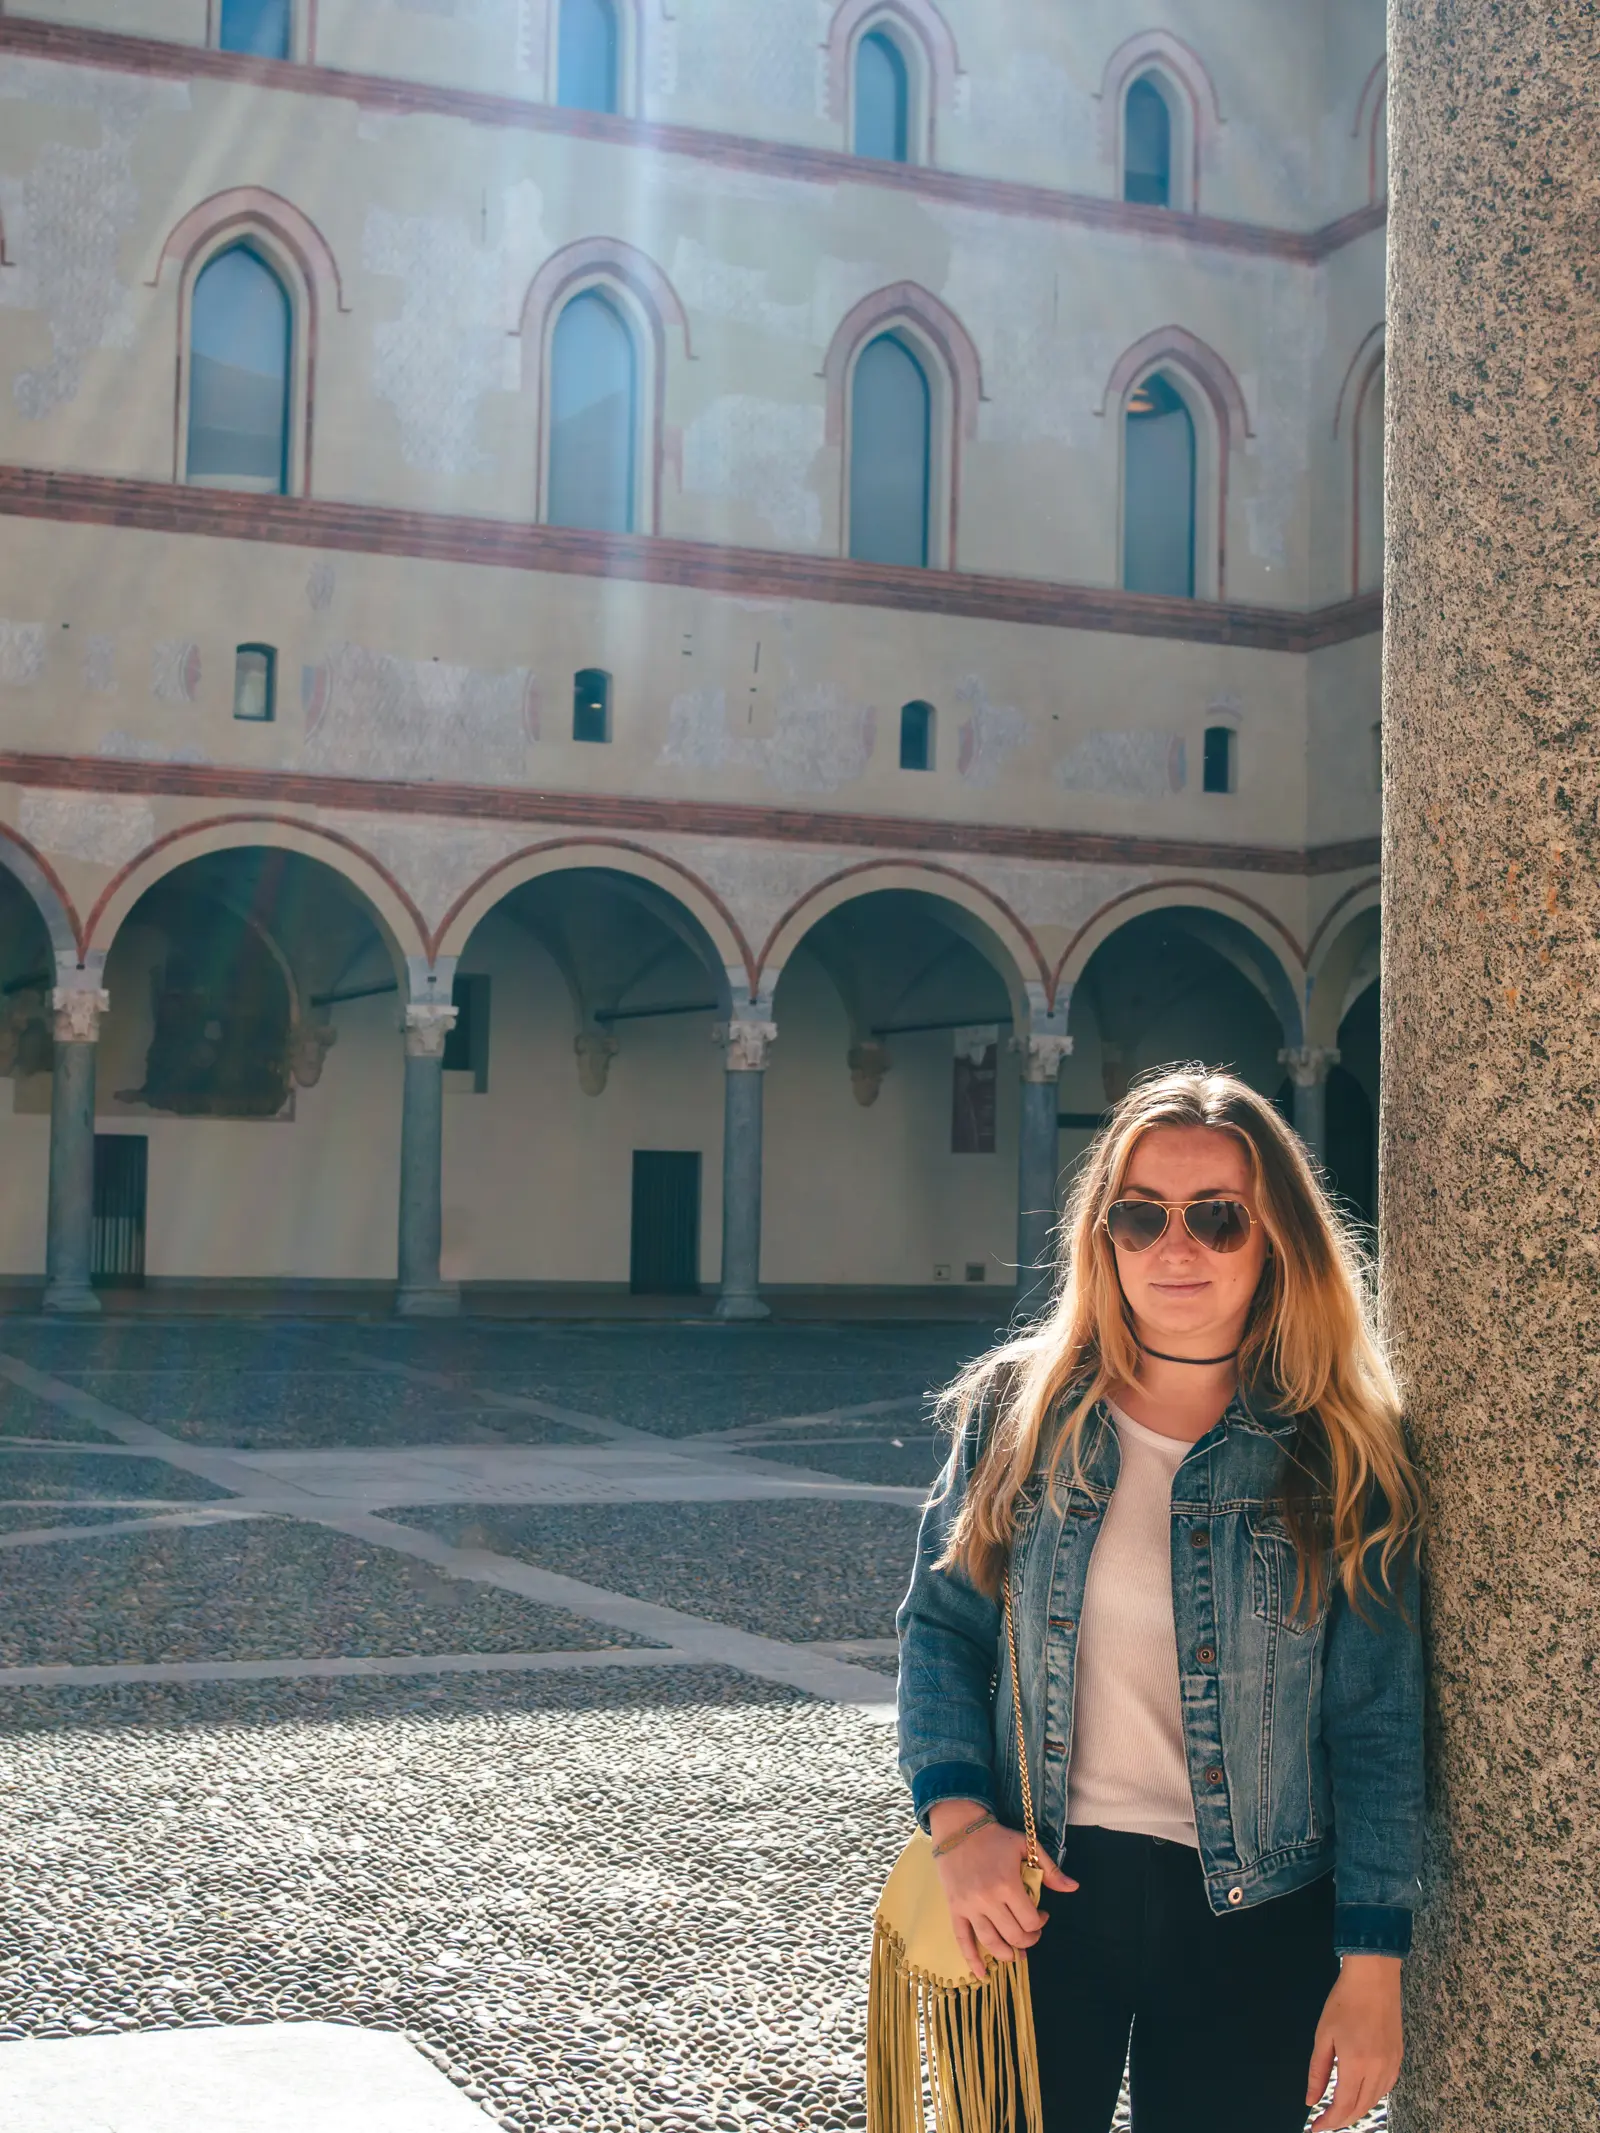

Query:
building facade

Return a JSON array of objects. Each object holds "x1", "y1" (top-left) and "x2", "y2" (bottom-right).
[{"x1": 0, "y1": 0, "x2": 1387, "y2": 1312}]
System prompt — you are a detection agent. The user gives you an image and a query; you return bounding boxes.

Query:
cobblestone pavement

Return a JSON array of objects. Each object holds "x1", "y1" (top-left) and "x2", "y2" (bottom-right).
[{"x1": 0, "y1": 1319, "x2": 1383, "y2": 2132}]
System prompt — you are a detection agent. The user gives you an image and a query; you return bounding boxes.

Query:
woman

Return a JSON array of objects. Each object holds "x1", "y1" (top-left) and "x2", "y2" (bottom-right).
[{"x1": 896, "y1": 1068, "x2": 1425, "y2": 2133}]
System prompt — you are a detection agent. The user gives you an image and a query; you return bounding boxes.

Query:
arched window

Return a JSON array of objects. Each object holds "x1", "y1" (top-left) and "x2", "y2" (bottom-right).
[
  {"x1": 849, "y1": 333, "x2": 931, "y2": 568},
  {"x1": 1355, "y1": 364, "x2": 1385, "y2": 592},
  {"x1": 855, "y1": 28, "x2": 910, "y2": 161},
  {"x1": 899, "y1": 700, "x2": 935, "y2": 770},
  {"x1": 218, "y1": 0, "x2": 291, "y2": 57},
  {"x1": 186, "y1": 244, "x2": 292, "y2": 493},
  {"x1": 1202, "y1": 724, "x2": 1235, "y2": 793},
  {"x1": 1124, "y1": 76, "x2": 1172, "y2": 206},
  {"x1": 547, "y1": 290, "x2": 637, "y2": 533},
  {"x1": 1123, "y1": 371, "x2": 1195, "y2": 597},
  {"x1": 558, "y1": 0, "x2": 619, "y2": 114}
]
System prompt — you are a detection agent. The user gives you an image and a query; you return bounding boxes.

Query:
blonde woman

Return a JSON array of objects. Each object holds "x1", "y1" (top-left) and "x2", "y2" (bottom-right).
[{"x1": 896, "y1": 1069, "x2": 1425, "y2": 2133}]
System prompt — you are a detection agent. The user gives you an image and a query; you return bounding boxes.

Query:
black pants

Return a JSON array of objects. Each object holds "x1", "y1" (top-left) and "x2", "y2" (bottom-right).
[{"x1": 1025, "y1": 1825, "x2": 1338, "y2": 2133}]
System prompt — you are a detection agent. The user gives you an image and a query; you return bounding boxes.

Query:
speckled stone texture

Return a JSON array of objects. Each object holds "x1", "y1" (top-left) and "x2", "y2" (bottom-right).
[{"x1": 1383, "y1": 5, "x2": 1600, "y2": 2125}]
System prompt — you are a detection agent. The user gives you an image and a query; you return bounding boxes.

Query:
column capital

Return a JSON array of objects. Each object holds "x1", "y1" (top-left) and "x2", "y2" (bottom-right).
[
  {"x1": 716, "y1": 1018, "x2": 778, "y2": 1073},
  {"x1": 1278, "y1": 1045, "x2": 1340, "y2": 1089},
  {"x1": 50, "y1": 987, "x2": 110, "y2": 1045},
  {"x1": 1012, "y1": 1032, "x2": 1073, "y2": 1084},
  {"x1": 403, "y1": 1002, "x2": 458, "y2": 1059}
]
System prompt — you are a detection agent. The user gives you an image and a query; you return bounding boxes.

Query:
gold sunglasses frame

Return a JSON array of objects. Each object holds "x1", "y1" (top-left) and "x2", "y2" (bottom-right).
[{"x1": 1101, "y1": 1197, "x2": 1256, "y2": 1254}]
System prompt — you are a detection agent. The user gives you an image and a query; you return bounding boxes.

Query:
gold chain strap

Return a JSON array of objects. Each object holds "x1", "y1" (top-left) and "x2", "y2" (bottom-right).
[{"x1": 1002, "y1": 1573, "x2": 1038, "y2": 1870}]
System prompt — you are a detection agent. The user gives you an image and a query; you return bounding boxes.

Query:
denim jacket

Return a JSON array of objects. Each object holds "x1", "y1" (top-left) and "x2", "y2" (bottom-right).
[{"x1": 895, "y1": 1387, "x2": 1424, "y2": 1958}]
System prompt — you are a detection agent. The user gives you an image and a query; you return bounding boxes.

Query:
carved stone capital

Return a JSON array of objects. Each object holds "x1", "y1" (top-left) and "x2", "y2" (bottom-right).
[
  {"x1": 403, "y1": 1002, "x2": 458, "y2": 1059},
  {"x1": 1012, "y1": 1032, "x2": 1073, "y2": 1084},
  {"x1": 1278, "y1": 1045, "x2": 1340, "y2": 1089},
  {"x1": 290, "y1": 1022, "x2": 339, "y2": 1089},
  {"x1": 575, "y1": 1030, "x2": 620, "y2": 1096},
  {"x1": 717, "y1": 1018, "x2": 778, "y2": 1073},
  {"x1": 51, "y1": 987, "x2": 110, "y2": 1046},
  {"x1": 847, "y1": 1039, "x2": 892, "y2": 1107}
]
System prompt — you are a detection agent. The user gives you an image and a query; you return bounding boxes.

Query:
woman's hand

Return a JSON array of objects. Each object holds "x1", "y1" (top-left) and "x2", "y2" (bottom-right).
[
  {"x1": 1305, "y1": 1954, "x2": 1404, "y2": 2130},
  {"x1": 926, "y1": 1800, "x2": 1079, "y2": 1983}
]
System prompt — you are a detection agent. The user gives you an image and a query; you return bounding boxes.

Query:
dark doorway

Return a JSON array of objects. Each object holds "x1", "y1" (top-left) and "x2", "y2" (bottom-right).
[
  {"x1": 630, "y1": 1151, "x2": 701, "y2": 1294},
  {"x1": 1325, "y1": 1065, "x2": 1376, "y2": 1231},
  {"x1": 92, "y1": 1134, "x2": 148, "y2": 1285}
]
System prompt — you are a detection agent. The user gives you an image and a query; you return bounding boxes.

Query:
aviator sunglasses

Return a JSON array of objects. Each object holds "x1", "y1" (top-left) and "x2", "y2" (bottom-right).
[{"x1": 1103, "y1": 1196, "x2": 1256, "y2": 1255}]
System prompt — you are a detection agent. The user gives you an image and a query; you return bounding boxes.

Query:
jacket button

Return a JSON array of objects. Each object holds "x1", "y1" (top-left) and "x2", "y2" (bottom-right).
[
  {"x1": 1190, "y1": 1531, "x2": 1209, "y2": 1548},
  {"x1": 1227, "y1": 1887, "x2": 1244, "y2": 1906},
  {"x1": 1205, "y1": 1766, "x2": 1224, "y2": 1784},
  {"x1": 1197, "y1": 1646, "x2": 1215, "y2": 1665}
]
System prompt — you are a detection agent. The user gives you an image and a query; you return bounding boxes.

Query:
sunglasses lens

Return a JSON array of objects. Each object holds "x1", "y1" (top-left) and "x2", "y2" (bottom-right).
[
  {"x1": 1106, "y1": 1201, "x2": 1169, "y2": 1252},
  {"x1": 1183, "y1": 1200, "x2": 1252, "y2": 1253}
]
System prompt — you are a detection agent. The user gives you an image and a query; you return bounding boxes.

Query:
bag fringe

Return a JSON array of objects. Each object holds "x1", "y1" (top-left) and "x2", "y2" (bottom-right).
[{"x1": 866, "y1": 1918, "x2": 1043, "y2": 2133}]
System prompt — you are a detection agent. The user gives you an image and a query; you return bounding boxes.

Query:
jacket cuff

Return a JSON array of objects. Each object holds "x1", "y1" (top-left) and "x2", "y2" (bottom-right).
[
  {"x1": 1334, "y1": 1903, "x2": 1412, "y2": 1958},
  {"x1": 910, "y1": 1760, "x2": 997, "y2": 1834}
]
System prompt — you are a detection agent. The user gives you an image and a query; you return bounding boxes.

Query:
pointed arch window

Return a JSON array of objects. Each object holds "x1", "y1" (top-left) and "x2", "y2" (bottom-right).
[
  {"x1": 218, "y1": 0, "x2": 292, "y2": 57},
  {"x1": 547, "y1": 289, "x2": 638, "y2": 533},
  {"x1": 186, "y1": 244, "x2": 292, "y2": 493},
  {"x1": 1124, "y1": 76, "x2": 1173, "y2": 206},
  {"x1": 558, "y1": 0, "x2": 620, "y2": 114},
  {"x1": 849, "y1": 332, "x2": 931, "y2": 568},
  {"x1": 855, "y1": 28, "x2": 910, "y2": 162},
  {"x1": 1123, "y1": 372, "x2": 1195, "y2": 597}
]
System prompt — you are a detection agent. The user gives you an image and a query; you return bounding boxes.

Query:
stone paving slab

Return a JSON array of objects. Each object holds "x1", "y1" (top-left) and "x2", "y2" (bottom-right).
[
  {"x1": 0, "y1": 1520, "x2": 660, "y2": 1669},
  {"x1": 52, "y1": 1374, "x2": 595, "y2": 1450},
  {"x1": 391, "y1": 1501, "x2": 923, "y2": 1642},
  {"x1": 0, "y1": 1384, "x2": 121, "y2": 1442},
  {"x1": 0, "y1": 2021, "x2": 497, "y2": 2132}
]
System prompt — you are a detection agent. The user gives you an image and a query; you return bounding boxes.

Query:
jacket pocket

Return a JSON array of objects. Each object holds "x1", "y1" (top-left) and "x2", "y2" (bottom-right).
[{"x1": 1248, "y1": 1506, "x2": 1329, "y2": 1639}]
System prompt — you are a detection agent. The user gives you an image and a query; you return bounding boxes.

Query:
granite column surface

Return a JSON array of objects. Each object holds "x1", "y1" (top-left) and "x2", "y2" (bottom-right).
[{"x1": 1384, "y1": 3, "x2": 1599, "y2": 2122}]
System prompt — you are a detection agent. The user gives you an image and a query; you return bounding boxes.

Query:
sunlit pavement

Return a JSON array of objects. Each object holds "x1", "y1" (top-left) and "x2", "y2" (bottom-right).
[{"x1": 0, "y1": 1319, "x2": 1381, "y2": 2132}]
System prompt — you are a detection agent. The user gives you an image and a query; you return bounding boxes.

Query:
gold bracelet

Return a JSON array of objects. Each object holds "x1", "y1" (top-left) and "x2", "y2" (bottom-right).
[{"x1": 930, "y1": 1809, "x2": 996, "y2": 1858}]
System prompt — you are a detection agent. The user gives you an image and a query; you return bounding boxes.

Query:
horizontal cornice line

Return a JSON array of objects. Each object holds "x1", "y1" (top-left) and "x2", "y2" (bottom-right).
[
  {"x1": 0, "y1": 467, "x2": 1382, "y2": 653},
  {"x1": 0, "y1": 17, "x2": 1386, "y2": 264},
  {"x1": 0, "y1": 750, "x2": 1380, "y2": 880}
]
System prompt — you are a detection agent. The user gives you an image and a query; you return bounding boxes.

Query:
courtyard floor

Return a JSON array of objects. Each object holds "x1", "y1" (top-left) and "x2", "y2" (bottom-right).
[{"x1": 0, "y1": 1317, "x2": 1380, "y2": 2132}]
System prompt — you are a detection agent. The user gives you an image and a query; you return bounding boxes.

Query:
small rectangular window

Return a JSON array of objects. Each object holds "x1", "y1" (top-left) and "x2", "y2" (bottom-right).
[
  {"x1": 219, "y1": 0, "x2": 292, "y2": 57},
  {"x1": 443, "y1": 974, "x2": 491, "y2": 1091},
  {"x1": 1202, "y1": 725, "x2": 1235, "y2": 794},
  {"x1": 899, "y1": 700, "x2": 935, "y2": 771},
  {"x1": 233, "y1": 644, "x2": 276, "y2": 722},
  {"x1": 573, "y1": 667, "x2": 611, "y2": 743}
]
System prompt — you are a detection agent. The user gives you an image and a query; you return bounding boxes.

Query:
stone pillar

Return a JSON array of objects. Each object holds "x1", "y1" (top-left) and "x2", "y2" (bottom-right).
[
  {"x1": 1277, "y1": 1045, "x2": 1340, "y2": 1164},
  {"x1": 1384, "y1": 9, "x2": 1598, "y2": 2127},
  {"x1": 715, "y1": 1018, "x2": 776, "y2": 1322},
  {"x1": 396, "y1": 1001, "x2": 458, "y2": 1318},
  {"x1": 1013, "y1": 1034, "x2": 1071, "y2": 1307},
  {"x1": 43, "y1": 985, "x2": 109, "y2": 1316}
]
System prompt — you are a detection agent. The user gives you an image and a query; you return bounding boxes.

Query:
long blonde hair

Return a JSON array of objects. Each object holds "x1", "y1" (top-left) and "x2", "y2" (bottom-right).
[{"x1": 935, "y1": 1066, "x2": 1426, "y2": 1626}]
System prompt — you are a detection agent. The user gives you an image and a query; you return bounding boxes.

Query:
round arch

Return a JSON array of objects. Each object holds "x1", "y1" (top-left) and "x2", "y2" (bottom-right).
[
  {"x1": 1055, "y1": 881, "x2": 1305, "y2": 1044},
  {"x1": 0, "y1": 825, "x2": 83, "y2": 963},
  {"x1": 1306, "y1": 883, "x2": 1380, "y2": 1049},
  {"x1": 432, "y1": 838, "x2": 753, "y2": 990},
  {"x1": 756, "y1": 860, "x2": 1046, "y2": 1023},
  {"x1": 84, "y1": 816, "x2": 426, "y2": 979}
]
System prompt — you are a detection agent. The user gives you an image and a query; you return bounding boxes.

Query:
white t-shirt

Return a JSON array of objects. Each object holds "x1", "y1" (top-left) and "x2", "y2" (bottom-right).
[{"x1": 1063, "y1": 1401, "x2": 1200, "y2": 1849}]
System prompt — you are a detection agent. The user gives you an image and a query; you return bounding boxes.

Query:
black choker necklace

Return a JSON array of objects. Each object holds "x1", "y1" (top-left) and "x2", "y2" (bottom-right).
[{"x1": 1137, "y1": 1342, "x2": 1240, "y2": 1367}]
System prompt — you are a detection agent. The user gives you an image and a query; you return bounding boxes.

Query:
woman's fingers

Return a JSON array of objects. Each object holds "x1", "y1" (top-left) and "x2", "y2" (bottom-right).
[
  {"x1": 1304, "y1": 2025, "x2": 1337, "y2": 2109},
  {"x1": 1038, "y1": 1856, "x2": 1079, "y2": 1894},
  {"x1": 952, "y1": 1914, "x2": 988, "y2": 1986},
  {"x1": 1310, "y1": 2065, "x2": 1374, "y2": 2132}
]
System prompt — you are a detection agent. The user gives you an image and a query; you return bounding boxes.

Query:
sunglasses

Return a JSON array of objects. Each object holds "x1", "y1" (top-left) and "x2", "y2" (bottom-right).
[{"x1": 1103, "y1": 1197, "x2": 1255, "y2": 1255}]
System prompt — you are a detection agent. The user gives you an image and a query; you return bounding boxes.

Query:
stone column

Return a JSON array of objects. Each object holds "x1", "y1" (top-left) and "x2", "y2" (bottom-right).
[
  {"x1": 715, "y1": 1018, "x2": 776, "y2": 1322},
  {"x1": 1277, "y1": 1045, "x2": 1340, "y2": 1164},
  {"x1": 43, "y1": 985, "x2": 109, "y2": 1316},
  {"x1": 1013, "y1": 1034, "x2": 1071, "y2": 1307},
  {"x1": 396, "y1": 1001, "x2": 459, "y2": 1318},
  {"x1": 1384, "y1": 9, "x2": 1598, "y2": 2128}
]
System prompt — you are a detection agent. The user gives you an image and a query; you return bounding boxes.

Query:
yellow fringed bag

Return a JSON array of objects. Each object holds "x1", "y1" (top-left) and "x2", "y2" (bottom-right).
[{"x1": 867, "y1": 1577, "x2": 1045, "y2": 2133}]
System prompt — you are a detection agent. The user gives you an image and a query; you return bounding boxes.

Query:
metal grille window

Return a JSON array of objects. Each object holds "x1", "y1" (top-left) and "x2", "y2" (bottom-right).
[
  {"x1": 234, "y1": 644, "x2": 276, "y2": 721},
  {"x1": 92, "y1": 1136, "x2": 147, "y2": 1285},
  {"x1": 573, "y1": 668, "x2": 612, "y2": 743},
  {"x1": 900, "y1": 700, "x2": 935, "y2": 770}
]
